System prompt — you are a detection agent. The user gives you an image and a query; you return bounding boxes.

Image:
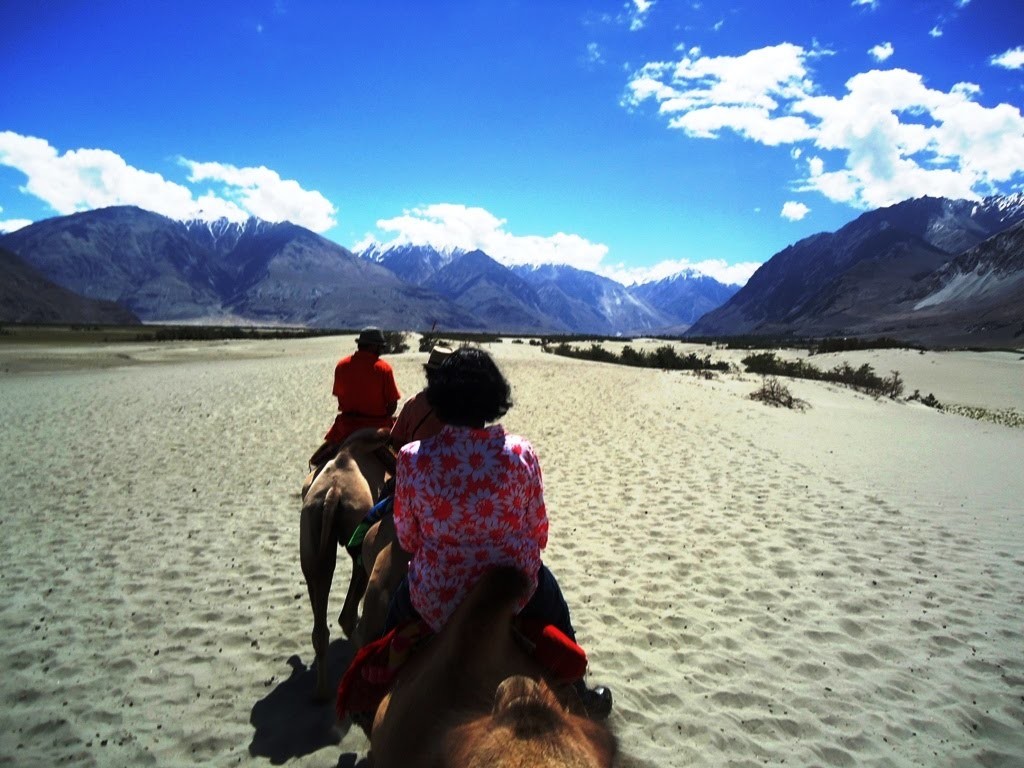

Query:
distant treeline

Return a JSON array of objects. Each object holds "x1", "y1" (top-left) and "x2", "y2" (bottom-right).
[
  {"x1": 139, "y1": 326, "x2": 341, "y2": 342},
  {"x1": 545, "y1": 342, "x2": 730, "y2": 372},
  {"x1": 418, "y1": 332, "x2": 505, "y2": 352},
  {"x1": 741, "y1": 352, "x2": 905, "y2": 399},
  {"x1": 682, "y1": 334, "x2": 924, "y2": 354}
]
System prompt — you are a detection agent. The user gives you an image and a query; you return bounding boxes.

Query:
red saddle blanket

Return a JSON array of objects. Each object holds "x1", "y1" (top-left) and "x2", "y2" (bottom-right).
[{"x1": 336, "y1": 619, "x2": 588, "y2": 724}]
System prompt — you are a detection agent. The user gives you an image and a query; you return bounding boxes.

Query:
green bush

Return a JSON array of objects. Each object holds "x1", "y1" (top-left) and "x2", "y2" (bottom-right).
[
  {"x1": 383, "y1": 330, "x2": 409, "y2": 354},
  {"x1": 546, "y1": 342, "x2": 729, "y2": 372},
  {"x1": 741, "y1": 352, "x2": 904, "y2": 399}
]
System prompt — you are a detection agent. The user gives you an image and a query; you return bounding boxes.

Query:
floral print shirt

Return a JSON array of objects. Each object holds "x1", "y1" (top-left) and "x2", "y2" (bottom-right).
[{"x1": 394, "y1": 424, "x2": 548, "y2": 631}]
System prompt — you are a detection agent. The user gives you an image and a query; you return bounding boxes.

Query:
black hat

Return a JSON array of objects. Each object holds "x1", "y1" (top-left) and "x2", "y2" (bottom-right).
[{"x1": 357, "y1": 327, "x2": 387, "y2": 347}]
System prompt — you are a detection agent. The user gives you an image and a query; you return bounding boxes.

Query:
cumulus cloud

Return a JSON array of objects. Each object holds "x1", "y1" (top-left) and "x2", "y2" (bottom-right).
[
  {"x1": 360, "y1": 203, "x2": 610, "y2": 273},
  {"x1": 990, "y1": 46, "x2": 1024, "y2": 70},
  {"x1": 929, "y1": 26, "x2": 943, "y2": 38},
  {"x1": 0, "y1": 132, "x2": 337, "y2": 231},
  {"x1": 852, "y1": 0, "x2": 878, "y2": 8},
  {"x1": 625, "y1": 44, "x2": 818, "y2": 145},
  {"x1": 180, "y1": 159, "x2": 337, "y2": 231},
  {"x1": 626, "y1": 46, "x2": 1024, "y2": 209},
  {"x1": 781, "y1": 201, "x2": 810, "y2": 220},
  {"x1": 869, "y1": 42, "x2": 894, "y2": 62}
]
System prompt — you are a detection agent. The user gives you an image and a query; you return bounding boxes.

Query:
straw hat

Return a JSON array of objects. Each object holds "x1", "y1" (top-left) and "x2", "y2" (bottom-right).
[{"x1": 425, "y1": 345, "x2": 454, "y2": 370}]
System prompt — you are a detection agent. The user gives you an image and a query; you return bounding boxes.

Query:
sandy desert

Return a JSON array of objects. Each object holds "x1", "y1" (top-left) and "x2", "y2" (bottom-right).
[{"x1": 0, "y1": 332, "x2": 1022, "y2": 767}]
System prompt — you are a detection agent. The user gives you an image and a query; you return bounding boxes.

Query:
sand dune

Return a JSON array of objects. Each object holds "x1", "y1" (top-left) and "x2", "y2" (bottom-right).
[{"x1": 0, "y1": 335, "x2": 1021, "y2": 766}]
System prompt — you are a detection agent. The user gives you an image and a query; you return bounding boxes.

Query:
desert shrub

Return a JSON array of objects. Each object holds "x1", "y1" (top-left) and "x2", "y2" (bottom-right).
[
  {"x1": 880, "y1": 370, "x2": 905, "y2": 399},
  {"x1": 907, "y1": 390, "x2": 943, "y2": 409},
  {"x1": 750, "y1": 377, "x2": 808, "y2": 410},
  {"x1": 547, "y1": 342, "x2": 729, "y2": 372},
  {"x1": 741, "y1": 352, "x2": 904, "y2": 399},
  {"x1": 383, "y1": 330, "x2": 409, "y2": 354}
]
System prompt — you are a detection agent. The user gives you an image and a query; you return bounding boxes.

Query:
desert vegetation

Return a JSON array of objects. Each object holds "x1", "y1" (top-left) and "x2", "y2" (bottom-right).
[
  {"x1": 741, "y1": 352, "x2": 905, "y2": 399},
  {"x1": 545, "y1": 341, "x2": 730, "y2": 372},
  {"x1": 749, "y1": 376, "x2": 808, "y2": 410}
]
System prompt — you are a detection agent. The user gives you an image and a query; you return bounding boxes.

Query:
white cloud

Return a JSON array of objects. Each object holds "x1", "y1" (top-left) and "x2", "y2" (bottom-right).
[
  {"x1": 852, "y1": 0, "x2": 878, "y2": 8},
  {"x1": 929, "y1": 26, "x2": 943, "y2": 38},
  {"x1": 609, "y1": 257, "x2": 761, "y2": 286},
  {"x1": 627, "y1": 47, "x2": 1024, "y2": 210},
  {"x1": 625, "y1": 44, "x2": 818, "y2": 144},
  {"x1": 628, "y1": 0, "x2": 655, "y2": 31},
  {"x1": 180, "y1": 159, "x2": 337, "y2": 231},
  {"x1": 0, "y1": 204, "x2": 32, "y2": 234},
  {"x1": 990, "y1": 46, "x2": 1024, "y2": 70},
  {"x1": 869, "y1": 42, "x2": 894, "y2": 62},
  {"x1": 795, "y1": 68, "x2": 1024, "y2": 207},
  {"x1": 781, "y1": 201, "x2": 810, "y2": 220},
  {"x1": 0, "y1": 132, "x2": 337, "y2": 231},
  {"x1": 585, "y1": 42, "x2": 605, "y2": 67},
  {"x1": 0, "y1": 131, "x2": 213, "y2": 220},
  {"x1": 361, "y1": 203, "x2": 610, "y2": 273}
]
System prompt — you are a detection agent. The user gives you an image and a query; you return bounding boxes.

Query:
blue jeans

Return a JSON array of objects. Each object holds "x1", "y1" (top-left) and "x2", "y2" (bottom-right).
[{"x1": 383, "y1": 564, "x2": 576, "y2": 641}]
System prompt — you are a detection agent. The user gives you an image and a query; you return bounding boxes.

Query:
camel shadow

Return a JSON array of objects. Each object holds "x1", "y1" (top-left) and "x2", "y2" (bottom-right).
[{"x1": 248, "y1": 640, "x2": 369, "y2": 766}]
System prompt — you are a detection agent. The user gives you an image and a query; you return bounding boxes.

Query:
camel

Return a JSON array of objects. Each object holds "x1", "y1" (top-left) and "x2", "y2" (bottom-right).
[
  {"x1": 368, "y1": 567, "x2": 617, "y2": 768},
  {"x1": 299, "y1": 427, "x2": 392, "y2": 700},
  {"x1": 347, "y1": 504, "x2": 410, "y2": 648}
]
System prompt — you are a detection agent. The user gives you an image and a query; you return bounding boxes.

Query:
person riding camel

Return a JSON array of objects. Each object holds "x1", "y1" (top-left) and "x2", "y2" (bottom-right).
[
  {"x1": 308, "y1": 327, "x2": 400, "y2": 470},
  {"x1": 385, "y1": 346, "x2": 613, "y2": 719},
  {"x1": 343, "y1": 344, "x2": 454, "y2": 567},
  {"x1": 390, "y1": 344, "x2": 453, "y2": 450}
]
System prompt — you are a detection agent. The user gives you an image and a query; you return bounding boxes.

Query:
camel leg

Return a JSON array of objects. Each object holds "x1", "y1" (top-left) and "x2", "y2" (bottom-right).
[
  {"x1": 338, "y1": 555, "x2": 368, "y2": 640},
  {"x1": 355, "y1": 542, "x2": 395, "y2": 648},
  {"x1": 301, "y1": 506, "x2": 338, "y2": 702},
  {"x1": 308, "y1": 551, "x2": 336, "y2": 702}
]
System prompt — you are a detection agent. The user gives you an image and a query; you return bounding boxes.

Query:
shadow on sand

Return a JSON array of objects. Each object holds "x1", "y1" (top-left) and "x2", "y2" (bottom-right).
[{"x1": 248, "y1": 640, "x2": 369, "y2": 766}]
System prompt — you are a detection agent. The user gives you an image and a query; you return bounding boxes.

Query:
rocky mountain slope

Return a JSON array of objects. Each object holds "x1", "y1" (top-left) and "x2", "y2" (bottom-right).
[
  {"x1": 0, "y1": 246, "x2": 140, "y2": 325},
  {"x1": 688, "y1": 194, "x2": 1024, "y2": 346}
]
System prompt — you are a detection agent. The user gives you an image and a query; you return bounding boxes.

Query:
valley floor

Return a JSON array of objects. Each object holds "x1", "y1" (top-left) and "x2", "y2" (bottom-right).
[{"x1": 0, "y1": 335, "x2": 1022, "y2": 767}]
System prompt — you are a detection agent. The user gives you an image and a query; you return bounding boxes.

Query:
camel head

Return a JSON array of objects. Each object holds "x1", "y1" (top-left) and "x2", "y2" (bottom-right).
[{"x1": 443, "y1": 675, "x2": 617, "y2": 768}]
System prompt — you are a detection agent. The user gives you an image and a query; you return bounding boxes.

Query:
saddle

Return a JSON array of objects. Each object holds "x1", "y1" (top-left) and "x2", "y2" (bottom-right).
[{"x1": 336, "y1": 618, "x2": 588, "y2": 730}]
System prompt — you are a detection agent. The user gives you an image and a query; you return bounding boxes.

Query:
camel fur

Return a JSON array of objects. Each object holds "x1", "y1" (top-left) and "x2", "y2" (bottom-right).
[
  {"x1": 299, "y1": 427, "x2": 390, "y2": 701},
  {"x1": 369, "y1": 567, "x2": 616, "y2": 768}
]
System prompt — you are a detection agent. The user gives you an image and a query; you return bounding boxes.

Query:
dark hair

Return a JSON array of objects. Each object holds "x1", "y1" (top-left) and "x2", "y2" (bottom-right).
[{"x1": 426, "y1": 347, "x2": 512, "y2": 427}]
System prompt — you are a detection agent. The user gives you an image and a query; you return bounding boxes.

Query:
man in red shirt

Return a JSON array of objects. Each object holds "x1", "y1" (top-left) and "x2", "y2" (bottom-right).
[{"x1": 309, "y1": 328, "x2": 401, "y2": 469}]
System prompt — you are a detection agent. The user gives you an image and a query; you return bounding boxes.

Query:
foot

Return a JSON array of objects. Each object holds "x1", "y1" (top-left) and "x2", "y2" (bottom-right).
[{"x1": 579, "y1": 684, "x2": 613, "y2": 721}]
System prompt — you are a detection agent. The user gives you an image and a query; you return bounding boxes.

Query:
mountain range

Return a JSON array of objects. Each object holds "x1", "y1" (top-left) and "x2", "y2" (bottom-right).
[
  {"x1": 0, "y1": 207, "x2": 734, "y2": 335},
  {"x1": 1, "y1": 194, "x2": 1021, "y2": 346},
  {"x1": 687, "y1": 194, "x2": 1024, "y2": 346}
]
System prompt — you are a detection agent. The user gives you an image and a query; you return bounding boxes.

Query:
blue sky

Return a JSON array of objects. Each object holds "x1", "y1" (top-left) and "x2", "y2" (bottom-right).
[{"x1": 1, "y1": 0, "x2": 1022, "y2": 285}]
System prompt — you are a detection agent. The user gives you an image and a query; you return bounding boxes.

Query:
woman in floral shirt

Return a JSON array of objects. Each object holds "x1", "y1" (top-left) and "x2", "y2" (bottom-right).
[{"x1": 389, "y1": 346, "x2": 574, "y2": 639}]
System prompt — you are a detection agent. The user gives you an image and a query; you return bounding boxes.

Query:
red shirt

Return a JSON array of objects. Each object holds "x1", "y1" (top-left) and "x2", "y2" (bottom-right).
[{"x1": 332, "y1": 350, "x2": 400, "y2": 416}]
